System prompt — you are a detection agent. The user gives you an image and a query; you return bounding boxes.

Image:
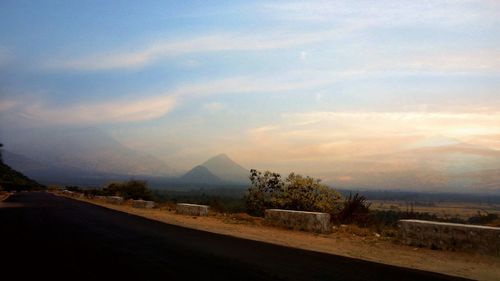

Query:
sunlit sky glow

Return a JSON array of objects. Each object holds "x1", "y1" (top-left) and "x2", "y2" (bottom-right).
[{"x1": 1, "y1": 0, "x2": 499, "y2": 173}]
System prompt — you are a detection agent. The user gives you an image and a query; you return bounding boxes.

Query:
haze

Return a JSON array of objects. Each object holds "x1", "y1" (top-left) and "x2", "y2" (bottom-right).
[{"x1": 1, "y1": 1, "x2": 499, "y2": 192}]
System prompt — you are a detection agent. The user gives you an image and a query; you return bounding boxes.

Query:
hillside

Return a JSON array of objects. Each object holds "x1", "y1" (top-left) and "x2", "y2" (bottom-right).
[
  {"x1": 2, "y1": 127, "x2": 175, "y2": 183},
  {"x1": 0, "y1": 161, "x2": 44, "y2": 191}
]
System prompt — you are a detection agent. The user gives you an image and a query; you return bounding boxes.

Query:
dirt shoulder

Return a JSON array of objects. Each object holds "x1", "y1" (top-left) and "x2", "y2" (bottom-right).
[
  {"x1": 0, "y1": 192, "x2": 12, "y2": 202},
  {"x1": 62, "y1": 194, "x2": 500, "y2": 281}
]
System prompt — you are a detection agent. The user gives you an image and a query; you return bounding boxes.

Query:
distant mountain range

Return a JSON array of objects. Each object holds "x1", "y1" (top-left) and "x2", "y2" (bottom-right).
[
  {"x1": 2, "y1": 127, "x2": 249, "y2": 187},
  {"x1": 2, "y1": 128, "x2": 499, "y2": 193}
]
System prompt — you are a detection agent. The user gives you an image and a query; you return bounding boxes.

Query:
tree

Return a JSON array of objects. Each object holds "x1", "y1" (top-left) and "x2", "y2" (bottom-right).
[
  {"x1": 101, "y1": 180, "x2": 153, "y2": 200},
  {"x1": 0, "y1": 143, "x2": 3, "y2": 163},
  {"x1": 244, "y1": 169, "x2": 342, "y2": 217},
  {"x1": 245, "y1": 169, "x2": 284, "y2": 216}
]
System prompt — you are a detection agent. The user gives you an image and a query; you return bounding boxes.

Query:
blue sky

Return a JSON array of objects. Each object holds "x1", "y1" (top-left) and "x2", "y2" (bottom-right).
[{"x1": 1, "y1": 0, "x2": 499, "y2": 172}]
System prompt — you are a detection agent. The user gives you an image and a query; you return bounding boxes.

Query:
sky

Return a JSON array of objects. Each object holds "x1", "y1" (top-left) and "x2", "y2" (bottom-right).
[{"x1": 0, "y1": 0, "x2": 499, "y2": 173}]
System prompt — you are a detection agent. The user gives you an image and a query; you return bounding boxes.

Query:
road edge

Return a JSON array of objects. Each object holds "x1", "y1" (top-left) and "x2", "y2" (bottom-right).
[{"x1": 51, "y1": 192, "x2": 499, "y2": 281}]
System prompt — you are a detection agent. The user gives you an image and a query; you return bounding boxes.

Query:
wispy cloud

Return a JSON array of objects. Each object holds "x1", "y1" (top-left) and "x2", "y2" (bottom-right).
[
  {"x1": 284, "y1": 111, "x2": 500, "y2": 137},
  {"x1": 202, "y1": 101, "x2": 225, "y2": 113},
  {"x1": 15, "y1": 95, "x2": 177, "y2": 125},
  {"x1": 3, "y1": 72, "x2": 339, "y2": 125},
  {"x1": 259, "y1": 0, "x2": 495, "y2": 26},
  {"x1": 45, "y1": 26, "x2": 360, "y2": 71},
  {"x1": 0, "y1": 100, "x2": 17, "y2": 112},
  {"x1": 234, "y1": 110, "x2": 500, "y2": 164}
]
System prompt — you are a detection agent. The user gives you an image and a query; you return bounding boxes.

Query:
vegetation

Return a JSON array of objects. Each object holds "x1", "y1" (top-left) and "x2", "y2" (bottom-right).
[
  {"x1": 152, "y1": 188, "x2": 246, "y2": 213},
  {"x1": 244, "y1": 169, "x2": 342, "y2": 217},
  {"x1": 83, "y1": 180, "x2": 153, "y2": 200},
  {"x1": 467, "y1": 211, "x2": 500, "y2": 226}
]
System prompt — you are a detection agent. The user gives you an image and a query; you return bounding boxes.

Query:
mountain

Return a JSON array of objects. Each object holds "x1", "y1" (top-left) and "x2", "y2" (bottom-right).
[
  {"x1": 180, "y1": 165, "x2": 222, "y2": 184},
  {"x1": 1, "y1": 127, "x2": 175, "y2": 184},
  {"x1": 201, "y1": 154, "x2": 249, "y2": 184}
]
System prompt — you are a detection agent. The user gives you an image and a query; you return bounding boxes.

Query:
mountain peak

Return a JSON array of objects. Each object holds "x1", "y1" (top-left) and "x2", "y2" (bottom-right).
[
  {"x1": 201, "y1": 153, "x2": 249, "y2": 184},
  {"x1": 206, "y1": 153, "x2": 231, "y2": 161},
  {"x1": 180, "y1": 165, "x2": 221, "y2": 184}
]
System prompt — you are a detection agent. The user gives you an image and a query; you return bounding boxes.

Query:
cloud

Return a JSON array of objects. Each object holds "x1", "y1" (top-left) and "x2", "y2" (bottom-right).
[
  {"x1": 231, "y1": 110, "x2": 500, "y2": 166},
  {"x1": 0, "y1": 100, "x2": 17, "y2": 112},
  {"x1": 3, "y1": 72, "x2": 339, "y2": 125},
  {"x1": 284, "y1": 111, "x2": 500, "y2": 137},
  {"x1": 45, "y1": 26, "x2": 360, "y2": 71},
  {"x1": 16, "y1": 95, "x2": 176, "y2": 125},
  {"x1": 203, "y1": 102, "x2": 224, "y2": 112},
  {"x1": 372, "y1": 51, "x2": 500, "y2": 74},
  {"x1": 259, "y1": 0, "x2": 494, "y2": 26}
]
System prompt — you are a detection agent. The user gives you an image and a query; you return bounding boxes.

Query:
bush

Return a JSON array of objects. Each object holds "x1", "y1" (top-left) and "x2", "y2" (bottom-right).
[{"x1": 244, "y1": 169, "x2": 342, "y2": 217}]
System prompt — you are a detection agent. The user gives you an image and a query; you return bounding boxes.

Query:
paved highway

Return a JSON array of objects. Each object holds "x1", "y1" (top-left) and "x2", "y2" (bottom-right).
[{"x1": 0, "y1": 192, "x2": 469, "y2": 280}]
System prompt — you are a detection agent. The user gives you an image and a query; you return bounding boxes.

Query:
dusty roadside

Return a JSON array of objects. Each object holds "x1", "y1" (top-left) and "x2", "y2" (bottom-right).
[
  {"x1": 61, "y1": 193, "x2": 500, "y2": 281},
  {"x1": 0, "y1": 192, "x2": 12, "y2": 202}
]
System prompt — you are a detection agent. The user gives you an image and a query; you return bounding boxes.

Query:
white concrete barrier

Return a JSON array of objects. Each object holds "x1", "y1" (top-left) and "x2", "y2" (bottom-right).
[
  {"x1": 106, "y1": 196, "x2": 124, "y2": 205},
  {"x1": 132, "y1": 199, "x2": 155, "y2": 209},
  {"x1": 94, "y1": 195, "x2": 106, "y2": 201},
  {"x1": 399, "y1": 219, "x2": 500, "y2": 256},
  {"x1": 264, "y1": 209, "x2": 331, "y2": 233},
  {"x1": 176, "y1": 203, "x2": 209, "y2": 216},
  {"x1": 61, "y1": 190, "x2": 85, "y2": 199}
]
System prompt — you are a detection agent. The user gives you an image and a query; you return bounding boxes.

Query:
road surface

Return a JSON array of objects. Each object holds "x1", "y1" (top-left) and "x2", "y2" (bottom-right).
[{"x1": 0, "y1": 192, "x2": 469, "y2": 280}]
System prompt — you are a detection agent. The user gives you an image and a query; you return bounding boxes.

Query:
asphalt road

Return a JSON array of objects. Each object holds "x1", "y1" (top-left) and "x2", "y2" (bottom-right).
[{"x1": 0, "y1": 192, "x2": 469, "y2": 281}]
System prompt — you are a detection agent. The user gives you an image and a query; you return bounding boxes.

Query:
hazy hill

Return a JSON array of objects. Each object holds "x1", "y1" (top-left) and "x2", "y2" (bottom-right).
[
  {"x1": 3, "y1": 150, "x2": 49, "y2": 172},
  {"x1": 201, "y1": 154, "x2": 249, "y2": 184},
  {"x1": 180, "y1": 165, "x2": 222, "y2": 184},
  {"x1": 326, "y1": 137, "x2": 500, "y2": 193},
  {"x1": 2, "y1": 127, "x2": 175, "y2": 179}
]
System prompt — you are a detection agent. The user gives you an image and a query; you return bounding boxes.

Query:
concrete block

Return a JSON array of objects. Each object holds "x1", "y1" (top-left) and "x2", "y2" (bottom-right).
[
  {"x1": 176, "y1": 203, "x2": 209, "y2": 216},
  {"x1": 265, "y1": 209, "x2": 331, "y2": 233},
  {"x1": 398, "y1": 219, "x2": 500, "y2": 256},
  {"x1": 106, "y1": 196, "x2": 124, "y2": 205},
  {"x1": 132, "y1": 199, "x2": 155, "y2": 209},
  {"x1": 62, "y1": 190, "x2": 73, "y2": 196}
]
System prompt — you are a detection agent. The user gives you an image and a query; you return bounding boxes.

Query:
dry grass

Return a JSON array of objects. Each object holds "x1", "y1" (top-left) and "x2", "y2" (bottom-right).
[
  {"x1": 60, "y1": 193, "x2": 500, "y2": 281},
  {"x1": 371, "y1": 200, "x2": 500, "y2": 220}
]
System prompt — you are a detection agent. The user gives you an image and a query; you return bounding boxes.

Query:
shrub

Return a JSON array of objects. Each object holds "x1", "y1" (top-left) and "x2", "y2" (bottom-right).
[
  {"x1": 244, "y1": 169, "x2": 342, "y2": 217},
  {"x1": 337, "y1": 193, "x2": 371, "y2": 225}
]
